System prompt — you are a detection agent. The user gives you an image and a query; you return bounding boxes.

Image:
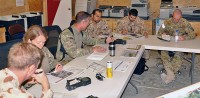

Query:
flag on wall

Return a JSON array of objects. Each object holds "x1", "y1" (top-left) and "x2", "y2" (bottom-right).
[{"x1": 47, "y1": 0, "x2": 60, "y2": 26}]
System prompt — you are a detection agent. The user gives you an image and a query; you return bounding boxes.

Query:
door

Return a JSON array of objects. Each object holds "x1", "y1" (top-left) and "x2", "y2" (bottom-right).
[{"x1": 47, "y1": 0, "x2": 72, "y2": 30}]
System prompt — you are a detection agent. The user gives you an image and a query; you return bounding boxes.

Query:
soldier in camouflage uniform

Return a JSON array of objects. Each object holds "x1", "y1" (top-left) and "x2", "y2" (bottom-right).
[
  {"x1": 116, "y1": 9, "x2": 148, "y2": 36},
  {"x1": 84, "y1": 9, "x2": 111, "y2": 38},
  {"x1": 23, "y1": 25, "x2": 63, "y2": 73},
  {"x1": 56, "y1": 11, "x2": 113, "y2": 62},
  {"x1": 157, "y1": 9, "x2": 196, "y2": 84},
  {"x1": 0, "y1": 42, "x2": 53, "y2": 98},
  {"x1": 116, "y1": 9, "x2": 149, "y2": 59}
]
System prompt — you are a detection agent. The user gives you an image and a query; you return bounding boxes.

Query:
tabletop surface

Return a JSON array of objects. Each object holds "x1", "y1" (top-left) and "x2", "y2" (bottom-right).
[{"x1": 28, "y1": 35, "x2": 200, "y2": 98}]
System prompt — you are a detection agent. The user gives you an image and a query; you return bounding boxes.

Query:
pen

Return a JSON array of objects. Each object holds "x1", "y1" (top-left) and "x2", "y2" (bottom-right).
[
  {"x1": 127, "y1": 48, "x2": 137, "y2": 50},
  {"x1": 55, "y1": 78, "x2": 65, "y2": 83},
  {"x1": 115, "y1": 61, "x2": 123, "y2": 70}
]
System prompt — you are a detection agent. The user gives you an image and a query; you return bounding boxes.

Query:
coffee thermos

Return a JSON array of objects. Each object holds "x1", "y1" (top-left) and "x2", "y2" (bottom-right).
[{"x1": 109, "y1": 42, "x2": 115, "y2": 57}]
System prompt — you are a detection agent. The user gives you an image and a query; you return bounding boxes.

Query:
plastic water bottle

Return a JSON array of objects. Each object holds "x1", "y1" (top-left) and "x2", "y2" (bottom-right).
[
  {"x1": 106, "y1": 61, "x2": 113, "y2": 78},
  {"x1": 175, "y1": 29, "x2": 179, "y2": 42}
]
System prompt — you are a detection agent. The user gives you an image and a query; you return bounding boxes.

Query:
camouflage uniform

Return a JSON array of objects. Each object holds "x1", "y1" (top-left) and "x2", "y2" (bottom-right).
[
  {"x1": 56, "y1": 25, "x2": 105, "y2": 62},
  {"x1": 84, "y1": 19, "x2": 111, "y2": 38},
  {"x1": 158, "y1": 18, "x2": 196, "y2": 74},
  {"x1": 40, "y1": 46, "x2": 58, "y2": 73},
  {"x1": 116, "y1": 16, "x2": 149, "y2": 59},
  {"x1": 0, "y1": 68, "x2": 53, "y2": 98},
  {"x1": 116, "y1": 16, "x2": 146, "y2": 35}
]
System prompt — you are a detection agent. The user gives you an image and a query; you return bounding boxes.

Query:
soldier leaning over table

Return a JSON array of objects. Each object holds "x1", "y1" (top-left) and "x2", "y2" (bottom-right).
[
  {"x1": 84, "y1": 9, "x2": 112, "y2": 38},
  {"x1": 116, "y1": 9, "x2": 148, "y2": 37},
  {"x1": 157, "y1": 9, "x2": 196, "y2": 84},
  {"x1": 0, "y1": 42, "x2": 53, "y2": 98},
  {"x1": 56, "y1": 11, "x2": 113, "y2": 63},
  {"x1": 116, "y1": 8, "x2": 149, "y2": 60}
]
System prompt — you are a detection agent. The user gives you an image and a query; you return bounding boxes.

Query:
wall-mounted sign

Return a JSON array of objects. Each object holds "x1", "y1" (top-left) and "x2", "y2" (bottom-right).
[{"x1": 16, "y1": 0, "x2": 24, "y2": 6}]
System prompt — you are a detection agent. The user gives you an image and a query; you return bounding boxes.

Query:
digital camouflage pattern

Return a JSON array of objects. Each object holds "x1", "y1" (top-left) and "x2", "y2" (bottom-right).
[
  {"x1": 161, "y1": 51, "x2": 183, "y2": 73},
  {"x1": 40, "y1": 46, "x2": 58, "y2": 73},
  {"x1": 84, "y1": 19, "x2": 111, "y2": 38},
  {"x1": 157, "y1": 17, "x2": 195, "y2": 40},
  {"x1": 0, "y1": 68, "x2": 53, "y2": 98},
  {"x1": 56, "y1": 25, "x2": 105, "y2": 62},
  {"x1": 158, "y1": 17, "x2": 196, "y2": 75},
  {"x1": 116, "y1": 16, "x2": 146, "y2": 35}
]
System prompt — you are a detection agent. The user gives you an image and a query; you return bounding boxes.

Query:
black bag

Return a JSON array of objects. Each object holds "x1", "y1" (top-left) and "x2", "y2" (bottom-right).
[{"x1": 134, "y1": 58, "x2": 149, "y2": 75}]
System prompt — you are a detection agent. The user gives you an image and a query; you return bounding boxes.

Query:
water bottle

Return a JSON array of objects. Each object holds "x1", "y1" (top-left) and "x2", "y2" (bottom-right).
[
  {"x1": 175, "y1": 29, "x2": 179, "y2": 42},
  {"x1": 109, "y1": 42, "x2": 115, "y2": 57},
  {"x1": 106, "y1": 61, "x2": 113, "y2": 78}
]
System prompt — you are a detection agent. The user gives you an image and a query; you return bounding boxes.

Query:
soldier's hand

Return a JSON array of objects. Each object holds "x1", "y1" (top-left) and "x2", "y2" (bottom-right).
[
  {"x1": 144, "y1": 32, "x2": 148, "y2": 38},
  {"x1": 106, "y1": 36, "x2": 114, "y2": 44},
  {"x1": 32, "y1": 69, "x2": 50, "y2": 93},
  {"x1": 93, "y1": 46, "x2": 106, "y2": 53},
  {"x1": 121, "y1": 30, "x2": 128, "y2": 35},
  {"x1": 179, "y1": 36, "x2": 186, "y2": 41},
  {"x1": 55, "y1": 64, "x2": 63, "y2": 72},
  {"x1": 98, "y1": 32, "x2": 103, "y2": 35}
]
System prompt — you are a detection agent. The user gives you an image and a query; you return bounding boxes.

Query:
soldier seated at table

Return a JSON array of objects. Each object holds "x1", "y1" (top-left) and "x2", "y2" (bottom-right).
[
  {"x1": 116, "y1": 8, "x2": 149, "y2": 60},
  {"x1": 116, "y1": 9, "x2": 148, "y2": 37},
  {"x1": 84, "y1": 9, "x2": 112, "y2": 38},
  {"x1": 157, "y1": 9, "x2": 196, "y2": 84},
  {"x1": 0, "y1": 42, "x2": 53, "y2": 98},
  {"x1": 56, "y1": 11, "x2": 113, "y2": 62}
]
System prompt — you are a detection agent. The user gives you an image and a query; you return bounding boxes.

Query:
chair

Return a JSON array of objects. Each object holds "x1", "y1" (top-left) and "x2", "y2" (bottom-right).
[
  {"x1": 0, "y1": 39, "x2": 22, "y2": 70},
  {"x1": 43, "y1": 25, "x2": 62, "y2": 58},
  {"x1": 8, "y1": 24, "x2": 25, "y2": 40}
]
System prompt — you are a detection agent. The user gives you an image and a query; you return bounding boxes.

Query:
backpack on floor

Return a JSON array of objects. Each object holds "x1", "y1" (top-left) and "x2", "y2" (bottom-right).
[{"x1": 134, "y1": 58, "x2": 149, "y2": 75}]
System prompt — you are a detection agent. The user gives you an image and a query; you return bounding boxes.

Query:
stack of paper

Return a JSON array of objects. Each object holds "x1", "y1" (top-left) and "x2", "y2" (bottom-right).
[
  {"x1": 47, "y1": 67, "x2": 84, "y2": 84},
  {"x1": 86, "y1": 51, "x2": 108, "y2": 61}
]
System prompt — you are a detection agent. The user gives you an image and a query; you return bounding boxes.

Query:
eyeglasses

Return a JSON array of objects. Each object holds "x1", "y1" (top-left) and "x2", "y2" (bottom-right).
[{"x1": 96, "y1": 73, "x2": 105, "y2": 81}]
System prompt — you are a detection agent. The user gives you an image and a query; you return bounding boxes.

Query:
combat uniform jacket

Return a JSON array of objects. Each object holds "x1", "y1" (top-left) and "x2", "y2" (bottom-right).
[
  {"x1": 116, "y1": 16, "x2": 146, "y2": 35},
  {"x1": 40, "y1": 46, "x2": 58, "y2": 73},
  {"x1": 0, "y1": 68, "x2": 53, "y2": 98},
  {"x1": 157, "y1": 17, "x2": 195, "y2": 40},
  {"x1": 56, "y1": 25, "x2": 105, "y2": 62},
  {"x1": 84, "y1": 19, "x2": 111, "y2": 38}
]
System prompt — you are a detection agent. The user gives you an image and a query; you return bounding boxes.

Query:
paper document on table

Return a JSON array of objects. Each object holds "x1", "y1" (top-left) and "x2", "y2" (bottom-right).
[
  {"x1": 87, "y1": 62, "x2": 106, "y2": 73},
  {"x1": 53, "y1": 92, "x2": 78, "y2": 98},
  {"x1": 86, "y1": 51, "x2": 108, "y2": 61},
  {"x1": 121, "y1": 49, "x2": 138, "y2": 58},
  {"x1": 113, "y1": 60, "x2": 130, "y2": 72},
  {"x1": 128, "y1": 33, "x2": 143, "y2": 38},
  {"x1": 125, "y1": 44, "x2": 141, "y2": 50},
  {"x1": 47, "y1": 67, "x2": 84, "y2": 84}
]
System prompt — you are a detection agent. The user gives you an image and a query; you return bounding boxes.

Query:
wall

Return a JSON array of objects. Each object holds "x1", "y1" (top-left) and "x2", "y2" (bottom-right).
[
  {"x1": 28, "y1": 0, "x2": 43, "y2": 12},
  {"x1": 0, "y1": 0, "x2": 42, "y2": 16},
  {"x1": 1, "y1": 0, "x2": 199, "y2": 35},
  {"x1": 97, "y1": 0, "x2": 200, "y2": 19},
  {"x1": 0, "y1": 0, "x2": 28, "y2": 16}
]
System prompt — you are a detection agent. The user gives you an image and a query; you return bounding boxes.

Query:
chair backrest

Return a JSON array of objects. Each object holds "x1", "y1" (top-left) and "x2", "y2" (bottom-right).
[
  {"x1": 0, "y1": 39, "x2": 22, "y2": 70},
  {"x1": 43, "y1": 25, "x2": 62, "y2": 58},
  {"x1": 8, "y1": 24, "x2": 25, "y2": 40}
]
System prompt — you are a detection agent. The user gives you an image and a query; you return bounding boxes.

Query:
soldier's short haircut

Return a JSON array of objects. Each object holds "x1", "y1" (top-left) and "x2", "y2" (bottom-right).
[
  {"x1": 92, "y1": 9, "x2": 102, "y2": 15},
  {"x1": 8, "y1": 42, "x2": 43, "y2": 70},
  {"x1": 173, "y1": 9, "x2": 182, "y2": 16},
  {"x1": 129, "y1": 9, "x2": 138, "y2": 16},
  {"x1": 75, "y1": 11, "x2": 91, "y2": 23}
]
